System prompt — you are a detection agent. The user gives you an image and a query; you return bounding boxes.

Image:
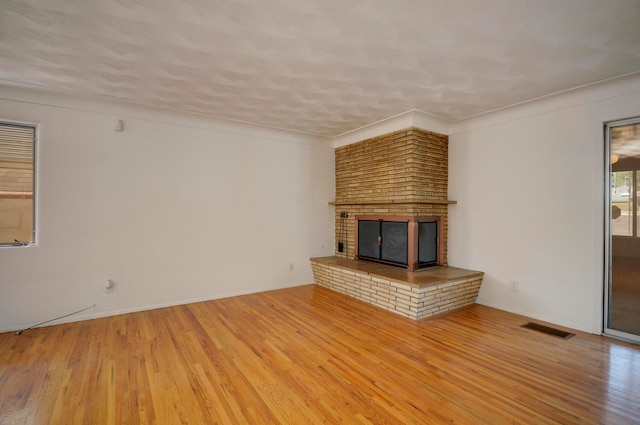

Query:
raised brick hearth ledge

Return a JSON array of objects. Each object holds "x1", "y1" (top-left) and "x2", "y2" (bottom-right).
[{"x1": 310, "y1": 256, "x2": 483, "y2": 320}]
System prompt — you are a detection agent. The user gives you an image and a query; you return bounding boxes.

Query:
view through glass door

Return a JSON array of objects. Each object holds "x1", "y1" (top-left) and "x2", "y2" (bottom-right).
[{"x1": 606, "y1": 118, "x2": 640, "y2": 342}]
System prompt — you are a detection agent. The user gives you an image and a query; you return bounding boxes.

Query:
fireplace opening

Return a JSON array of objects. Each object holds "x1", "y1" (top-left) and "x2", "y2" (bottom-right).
[{"x1": 355, "y1": 215, "x2": 443, "y2": 271}]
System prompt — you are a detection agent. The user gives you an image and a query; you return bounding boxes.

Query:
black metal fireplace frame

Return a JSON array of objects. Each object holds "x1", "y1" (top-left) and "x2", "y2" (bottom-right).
[{"x1": 354, "y1": 215, "x2": 443, "y2": 272}]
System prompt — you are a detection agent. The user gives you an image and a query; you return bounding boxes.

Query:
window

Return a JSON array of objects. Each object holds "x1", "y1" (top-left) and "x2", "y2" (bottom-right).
[
  {"x1": 610, "y1": 122, "x2": 640, "y2": 237},
  {"x1": 606, "y1": 117, "x2": 640, "y2": 340},
  {"x1": 0, "y1": 122, "x2": 36, "y2": 246}
]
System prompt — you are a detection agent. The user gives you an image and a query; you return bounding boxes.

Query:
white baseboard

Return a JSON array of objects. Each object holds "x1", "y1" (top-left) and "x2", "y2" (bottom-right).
[{"x1": 2, "y1": 282, "x2": 312, "y2": 334}]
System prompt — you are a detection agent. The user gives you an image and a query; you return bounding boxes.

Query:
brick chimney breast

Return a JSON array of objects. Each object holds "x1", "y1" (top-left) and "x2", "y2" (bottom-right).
[{"x1": 333, "y1": 127, "x2": 451, "y2": 264}]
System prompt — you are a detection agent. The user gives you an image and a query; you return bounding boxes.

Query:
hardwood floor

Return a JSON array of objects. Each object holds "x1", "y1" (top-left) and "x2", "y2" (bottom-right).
[{"x1": 1, "y1": 284, "x2": 639, "y2": 424}]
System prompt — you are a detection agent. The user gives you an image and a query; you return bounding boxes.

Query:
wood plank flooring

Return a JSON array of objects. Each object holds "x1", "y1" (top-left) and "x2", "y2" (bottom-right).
[{"x1": 1, "y1": 284, "x2": 639, "y2": 424}]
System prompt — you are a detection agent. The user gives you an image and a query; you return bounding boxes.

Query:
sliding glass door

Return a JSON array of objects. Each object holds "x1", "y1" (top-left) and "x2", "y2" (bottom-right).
[{"x1": 605, "y1": 118, "x2": 640, "y2": 342}]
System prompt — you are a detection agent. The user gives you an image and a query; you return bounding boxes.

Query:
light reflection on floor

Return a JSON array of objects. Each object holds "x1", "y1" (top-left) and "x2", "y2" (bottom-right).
[{"x1": 607, "y1": 343, "x2": 640, "y2": 396}]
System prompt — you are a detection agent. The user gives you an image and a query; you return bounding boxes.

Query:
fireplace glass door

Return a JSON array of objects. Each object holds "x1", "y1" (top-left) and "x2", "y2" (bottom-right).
[
  {"x1": 358, "y1": 220, "x2": 409, "y2": 267},
  {"x1": 356, "y1": 216, "x2": 440, "y2": 270},
  {"x1": 418, "y1": 222, "x2": 438, "y2": 266}
]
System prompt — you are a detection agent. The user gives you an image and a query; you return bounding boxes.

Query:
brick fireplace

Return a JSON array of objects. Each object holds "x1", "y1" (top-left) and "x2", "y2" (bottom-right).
[
  {"x1": 311, "y1": 127, "x2": 483, "y2": 320},
  {"x1": 332, "y1": 127, "x2": 453, "y2": 261}
]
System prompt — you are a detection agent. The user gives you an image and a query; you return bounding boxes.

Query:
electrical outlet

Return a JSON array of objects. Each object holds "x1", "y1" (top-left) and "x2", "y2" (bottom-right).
[
  {"x1": 289, "y1": 263, "x2": 294, "y2": 271},
  {"x1": 105, "y1": 279, "x2": 114, "y2": 293},
  {"x1": 509, "y1": 280, "x2": 519, "y2": 291}
]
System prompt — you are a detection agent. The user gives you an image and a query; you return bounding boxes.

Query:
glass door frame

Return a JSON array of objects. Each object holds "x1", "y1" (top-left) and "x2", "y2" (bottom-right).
[{"x1": 604, "y1": 116, "x2": 640, "y2": 343}]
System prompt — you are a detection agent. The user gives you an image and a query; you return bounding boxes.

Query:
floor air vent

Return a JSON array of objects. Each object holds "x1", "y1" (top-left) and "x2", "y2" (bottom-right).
[{"x1": 521, "y1": 322, "x2": 575, "y2": 340}]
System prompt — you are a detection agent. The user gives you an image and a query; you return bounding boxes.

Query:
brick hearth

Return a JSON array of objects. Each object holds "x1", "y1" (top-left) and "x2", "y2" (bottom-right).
[{"x1": 311, "y1": 257, "x2": 483, "y2": 320}]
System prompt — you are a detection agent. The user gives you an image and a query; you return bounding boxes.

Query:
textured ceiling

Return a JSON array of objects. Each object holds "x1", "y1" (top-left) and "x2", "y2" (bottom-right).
[{"x1": 1, "y1": 0, "x2": 640, "y2": 137}]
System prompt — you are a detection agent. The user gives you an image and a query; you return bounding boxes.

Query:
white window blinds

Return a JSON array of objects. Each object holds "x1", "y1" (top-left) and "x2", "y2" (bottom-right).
[{"x1": 0, "y1": 123, "x2": 35, "y2": 162}]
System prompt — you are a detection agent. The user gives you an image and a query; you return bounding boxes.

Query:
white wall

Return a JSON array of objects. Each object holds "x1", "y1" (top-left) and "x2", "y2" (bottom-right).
[
  {"x1": 0, "y1": 85, "x2": 335, "y2": 332},
  {"x1": 4, "y1": 73, "x2": 640, "y2": 335},
  {"x1": 448, "y1": 73, "x2": 640, "y2": 333}
]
